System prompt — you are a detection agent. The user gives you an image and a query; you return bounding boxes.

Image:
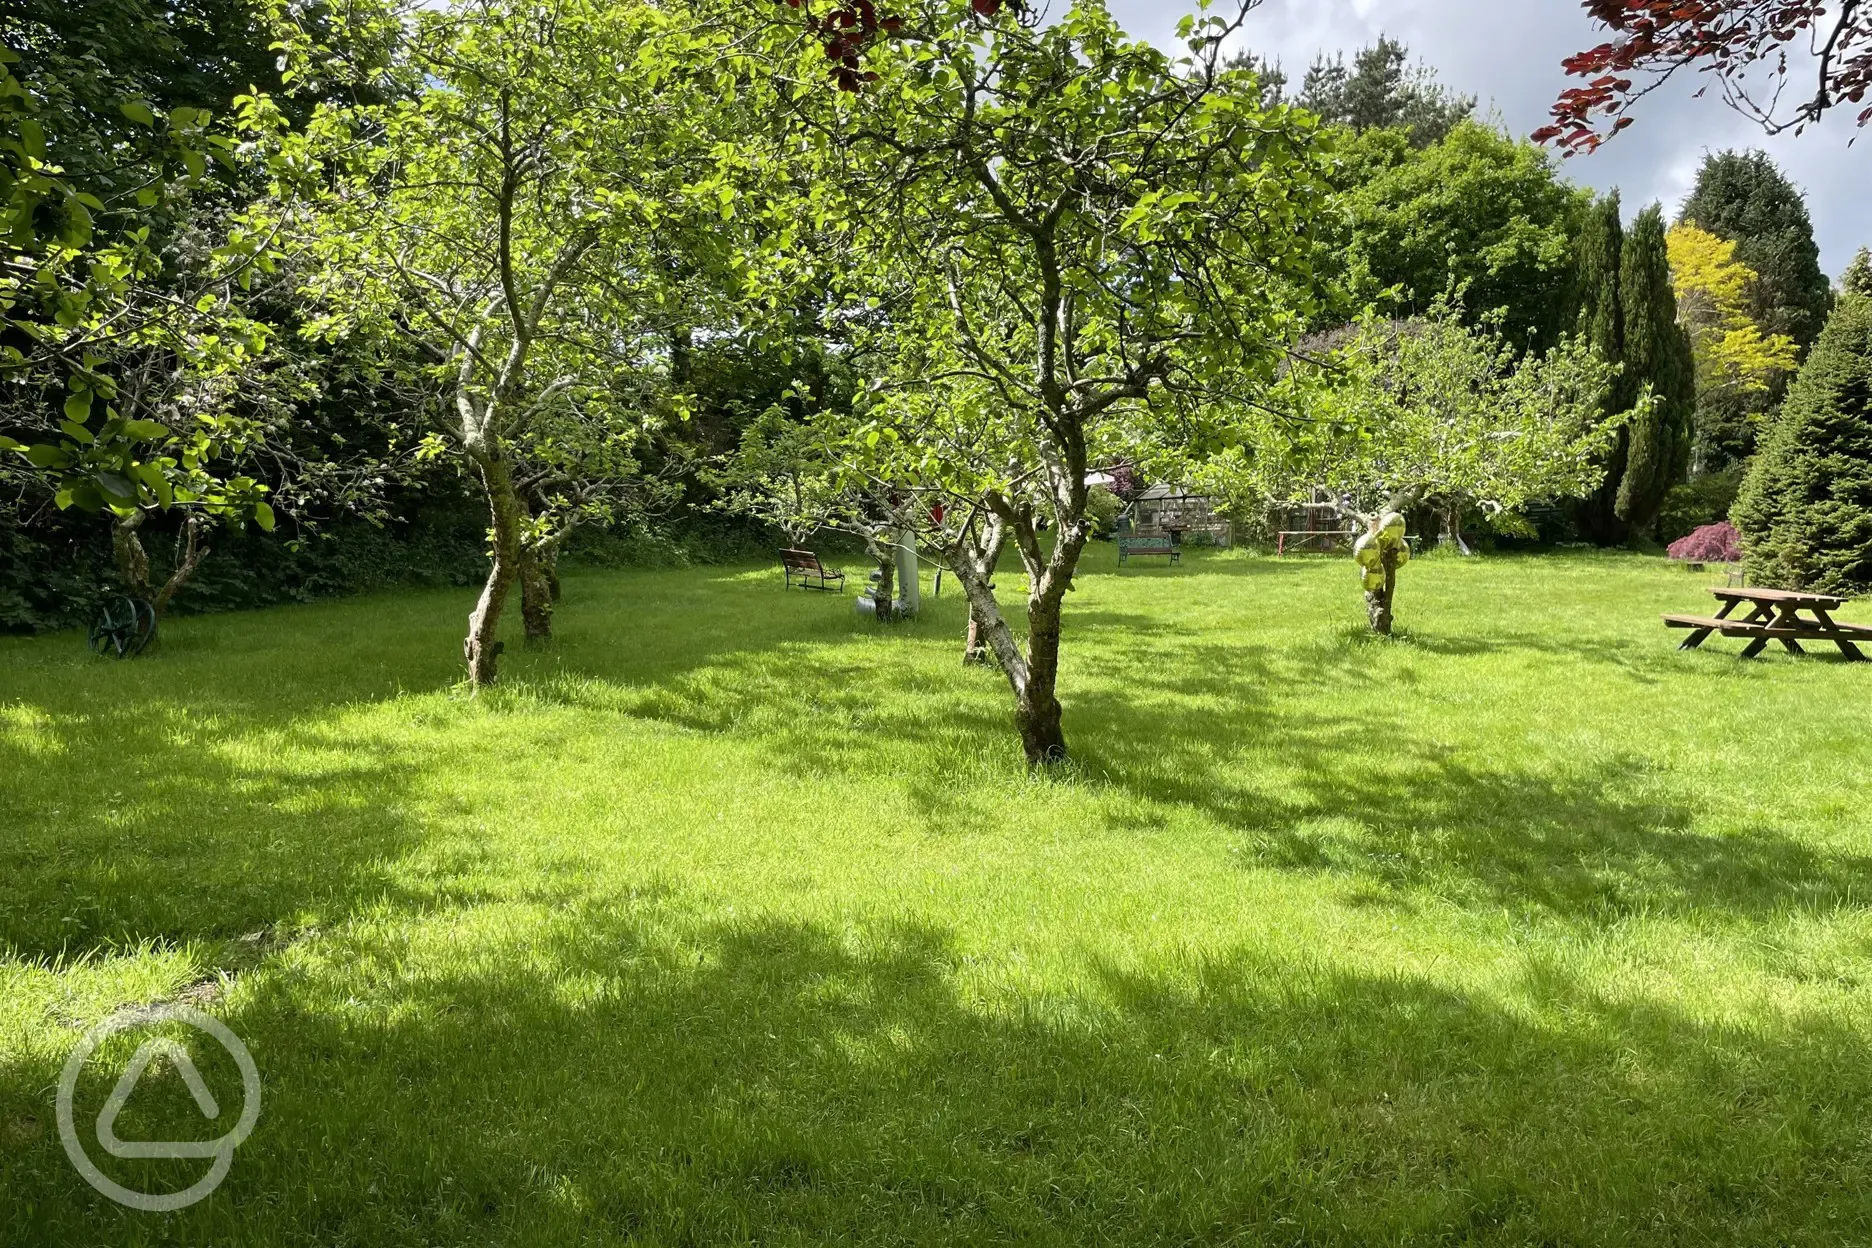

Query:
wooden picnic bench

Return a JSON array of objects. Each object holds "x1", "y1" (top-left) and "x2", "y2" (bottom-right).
[
  {"x1": 1664, "y1": 586, "x2": 1871, "y2": 661},
  {"x1": 1118, "y1": 534, "x2": 1180, "y2": 566},
  {"x1": 779, "y1": 548, "x2": 846, "y2": 592}
]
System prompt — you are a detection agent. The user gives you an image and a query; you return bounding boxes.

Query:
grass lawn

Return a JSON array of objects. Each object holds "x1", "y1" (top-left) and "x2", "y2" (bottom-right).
[{"x1": 3, "y1": 548, "x2": 1871, "y2": 1245}]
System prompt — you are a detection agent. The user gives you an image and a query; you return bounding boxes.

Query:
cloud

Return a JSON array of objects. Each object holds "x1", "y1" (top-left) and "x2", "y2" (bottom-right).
[{"x1": 1104, "y1": 0, "x2": 1868, "y2": 279}]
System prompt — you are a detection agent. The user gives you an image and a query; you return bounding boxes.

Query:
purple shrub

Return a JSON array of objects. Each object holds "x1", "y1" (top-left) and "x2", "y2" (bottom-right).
[{"x1": 1667, "y1": 521, "x2": 1742, "y2": 563}]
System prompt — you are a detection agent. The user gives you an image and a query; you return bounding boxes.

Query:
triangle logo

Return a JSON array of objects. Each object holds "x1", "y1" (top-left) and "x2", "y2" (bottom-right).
[{"x1": 95, "y1": 1038, "x2": 226, "y2": 1160}]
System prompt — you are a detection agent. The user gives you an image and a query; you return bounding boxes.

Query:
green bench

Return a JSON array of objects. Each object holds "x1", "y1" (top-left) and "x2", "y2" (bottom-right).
[{"x1": 1118, "y1": 535, "x2": 1180, "y2": 566}]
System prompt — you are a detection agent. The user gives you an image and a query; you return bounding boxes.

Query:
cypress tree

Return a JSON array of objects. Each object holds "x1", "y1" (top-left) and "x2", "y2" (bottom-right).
[
  {"x1": 1679, "y1": 151, "x2": 1833, "y2": 352},
  {"x1": 1614, "y1": 204, "x2": 1697, "y2": 534},
  {"x1": 1568, "y1": 192, "x2": 1630, "y2": 544},
  {"x1": 1733, "y1": 293, "x2": 1872, "y2": 595}
]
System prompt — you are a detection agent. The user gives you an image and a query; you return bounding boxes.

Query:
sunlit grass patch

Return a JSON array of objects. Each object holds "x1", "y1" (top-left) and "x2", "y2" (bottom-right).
[{"x1": 2, "y1": 550, "x2": 1870, "y2": 1245}]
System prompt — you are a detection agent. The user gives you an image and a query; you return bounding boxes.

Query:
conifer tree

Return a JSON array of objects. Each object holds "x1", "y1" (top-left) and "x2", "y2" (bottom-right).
[
  {"x1": 1615, "y1": 204, "x2": 1698, "y2": 533},
  {"x1": 1568, "y1": 193, "x2": 1630, "y2": 543},
  {"x1": 1679, "y1": 151, "x2": 1833, "y2": 352},
  {"x1": 1733, "y1": 292, "x2": 1872, "y2": 595},
  {"x1": 1299, "y1": 37, "x2": 1475, "y2": 147},
  {"x1": 1844, "y1": 248, "x2": 1872, "y2": 300}
]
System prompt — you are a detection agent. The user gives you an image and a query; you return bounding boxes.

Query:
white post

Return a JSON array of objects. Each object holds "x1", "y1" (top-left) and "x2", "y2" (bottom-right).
[{"x1": 895, "y1": 528, "x2": 920, "y2": 616}]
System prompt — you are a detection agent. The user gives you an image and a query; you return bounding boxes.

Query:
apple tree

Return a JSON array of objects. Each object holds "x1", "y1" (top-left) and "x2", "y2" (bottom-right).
[{"x1": 775, "y1": 0, "x2": 1332, "y2": 765}]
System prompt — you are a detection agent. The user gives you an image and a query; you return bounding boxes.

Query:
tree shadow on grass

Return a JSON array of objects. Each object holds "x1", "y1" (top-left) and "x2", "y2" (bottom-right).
[
  {"x1": 9, "y1": 900, "x2": 1871, "y2": 1246},
  {"x1": 0, "y1": 691, "x2": 431, "y2": 963},
  {"x1": 1062, "y1": 627, "x2": 1872, "y2": 923},
  {"x1": 0, "y1": 565, "x2": 948, "y2": 964},
  {"x1": 512, "y1": 586, "x2": 1872, "y2": 926}
]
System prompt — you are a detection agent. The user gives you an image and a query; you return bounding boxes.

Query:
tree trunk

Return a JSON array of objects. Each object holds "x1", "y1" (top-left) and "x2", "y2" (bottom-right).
[
  {"x1": 962, "y1": 523, "x2": 1008, "y2": 665},
  {"x1": 871, "y1": 544, "x2": 895, "y2": 623},
  {"x1": 1366, "y1": 549, "x2": 1398, "y2": 636},
  {"x1": 464, "y1": 449, "x2": 525, "y2": 688},
  {"x1": 111, "y1": 511, "x2": 211, "y2": 619},
  {"x1": 1442, "y1": 504, "x2": 1474, "y2": 556},
  {"x1": 1015, "y1": 594, "x2": 1068, "y2": 765},
  {"x1": 1012, "y1": 514, "x2": 1088, "y2": 768},
  {"x1": 518, "y1": 546, "x2": 554, "y2": 645},
  {"x1": 152, "y1": 513, "x2": 212, "y2": 618},
  {"x1": 111, "y1": 511, "x2": 152, "y2": 599},
  {"x1": 947, "y1": 506, "x2": 1086, "y2": 769}
]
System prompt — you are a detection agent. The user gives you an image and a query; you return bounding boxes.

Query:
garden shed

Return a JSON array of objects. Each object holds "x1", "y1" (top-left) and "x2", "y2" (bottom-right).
[{"x1": 1129, "y1": 484, "x2": 1233, "y2": 547}]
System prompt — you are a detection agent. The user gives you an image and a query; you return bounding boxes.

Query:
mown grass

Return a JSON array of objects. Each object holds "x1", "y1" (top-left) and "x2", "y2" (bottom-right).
[{"x1": 2, "y1": 547, "x2": 1870, "y2": 1246}]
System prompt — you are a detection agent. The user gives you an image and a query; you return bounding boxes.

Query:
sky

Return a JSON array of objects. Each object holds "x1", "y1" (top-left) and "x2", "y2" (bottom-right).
[{"x1": 1104, "y1": 0, "x2": 1868, "y2": 282}]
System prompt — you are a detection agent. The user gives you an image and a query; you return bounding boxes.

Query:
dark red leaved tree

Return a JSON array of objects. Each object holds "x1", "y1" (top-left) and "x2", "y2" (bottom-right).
[
  {"x1": 1667, "y1": 521, "x2": 1743, "y2": 563},
  {"x1": 775, "y1": 0, "x2": 1009, "y2": 91},
  {"x1": 1538, "y1": 1, "x2": 1872, "y2": 153}
]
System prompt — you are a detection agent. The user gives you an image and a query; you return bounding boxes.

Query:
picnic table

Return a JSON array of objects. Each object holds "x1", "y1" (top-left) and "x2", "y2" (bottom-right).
[{"x1": 1664, "y1": 587, "x2": 1871, "y2": 661}]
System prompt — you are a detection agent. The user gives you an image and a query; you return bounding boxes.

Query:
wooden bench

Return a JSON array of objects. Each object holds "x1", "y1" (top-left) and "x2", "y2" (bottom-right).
[
  {"x1": 779, "y1": 548, "x2": 846, "y2": 592},
  {"x1": 1118, "y1": 534, "x2": 1180, "y2": 566}
]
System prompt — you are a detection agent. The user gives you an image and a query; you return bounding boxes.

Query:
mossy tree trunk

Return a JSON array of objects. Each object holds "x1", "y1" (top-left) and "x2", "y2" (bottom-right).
[
  {"x1": 949, "y1": 498, "x2": 1088, "y2": 769},
  {"x1": 1365, "y1": 546, "x2": 1399, "y2": 635},
  {"x1": 463, "y1": 440, "x2": 525, "y2": 686},
  {"x1": 962, "y1": 517, "x2": 1009, "y2": 665},
  {"x1": 110, "y1": 510, "x2": 213, "y2": 619}
]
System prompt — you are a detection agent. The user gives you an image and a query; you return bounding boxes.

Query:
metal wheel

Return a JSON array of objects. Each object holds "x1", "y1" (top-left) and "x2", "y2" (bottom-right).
[{"x1": 88, "y1": 596, "x2": 157, "y2": 658}]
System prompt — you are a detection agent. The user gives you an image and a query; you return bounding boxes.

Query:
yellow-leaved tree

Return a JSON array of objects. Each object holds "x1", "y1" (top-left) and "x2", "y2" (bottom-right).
[{"x1": 1666, "y1": 224, "x2": 1800, "y2": 396}]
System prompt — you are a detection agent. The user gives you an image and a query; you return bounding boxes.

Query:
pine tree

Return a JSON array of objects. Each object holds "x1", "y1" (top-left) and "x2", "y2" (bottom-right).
[
  {"x1": 1679, "y1": 151, "x2": 1833, "y2": 352},
  {"x1": 1733, "y1": 292, "x2": 1872, "y2": 595},
  {"x1": 1567, "y1": 192, "x2": 1635, "y2": 544},
  {"x1": 1615, "y1": 204, "x2": 1698, "y2": 533},
  {"x1": 1299, "y1": 37, "x2": 1474, "y2": 147}
]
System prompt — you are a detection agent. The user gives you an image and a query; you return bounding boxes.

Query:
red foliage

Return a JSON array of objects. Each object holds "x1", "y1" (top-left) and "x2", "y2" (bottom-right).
[
  {"x1": 777, "y1": 0, "x2": 895, "y2": 90},
  {"x1": 1667, "y1": 521, "x2": 1743, "y2": 563},
  {"x1": 777, "y1": 0, "x2": 1011, "y2": 91},
  {"x1": 1537, "y1": 1, "x2": 1872, "y2": 153}
]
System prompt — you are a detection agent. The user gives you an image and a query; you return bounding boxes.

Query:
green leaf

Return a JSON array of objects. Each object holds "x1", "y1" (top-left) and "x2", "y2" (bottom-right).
[
  {"x1": 24, "y1": 442, "x2": 66, "y2": 468},
  {"x1": 0, "y1": 435, "x2": 23, "y2": 452},
  {"x1": 96, "y1": 472, "x2": 138, "y2": 503},
  {"x1": 121, "y1": 419, "x2": 170, "y2": 440},
  {"x1": 59, "y1": 419, "x2": 94, "y2": 445},
  {"x1": 58, "y1": 198, "x2": 92, "y2": 246},
  {"x1": 120, "y1": 100, "x2": 156, "y2": 126},
  {"x1": 253, "y1": 501, "x2": 276, "y2": 531},
  {"x1": 63, "y1": 391, "x2": 93, "y2": 424}
]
